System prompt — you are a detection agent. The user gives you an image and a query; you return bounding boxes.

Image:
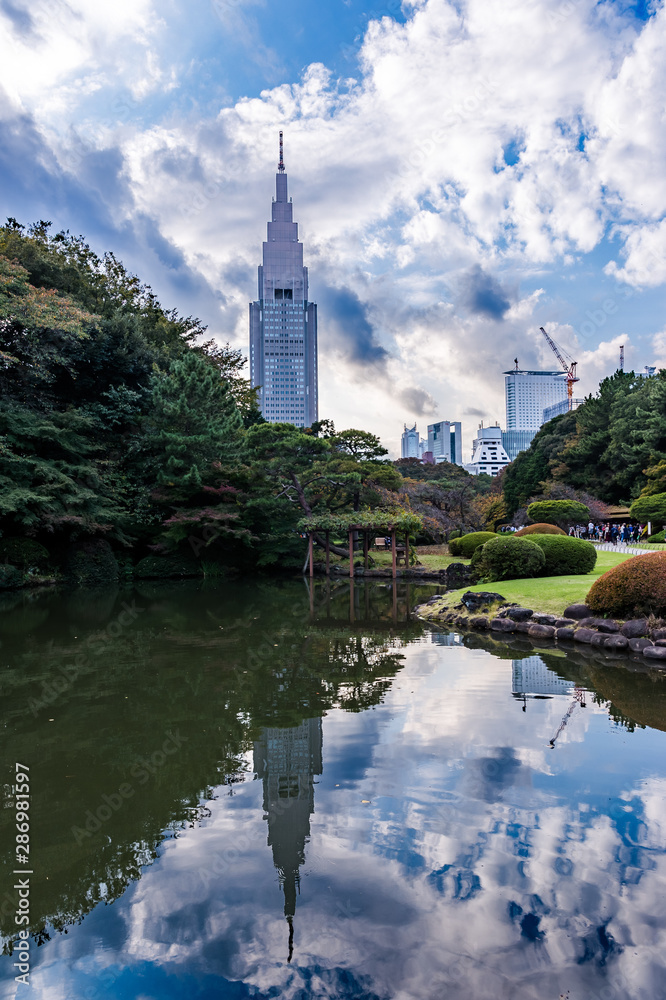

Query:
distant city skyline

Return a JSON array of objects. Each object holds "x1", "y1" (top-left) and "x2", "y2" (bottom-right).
[{"x1": 2, "y1": 2, "x2": 665, "y2": 458}]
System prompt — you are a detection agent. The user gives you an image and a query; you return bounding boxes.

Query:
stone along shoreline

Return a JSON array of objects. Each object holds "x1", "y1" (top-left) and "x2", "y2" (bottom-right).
[{"x1": 415, "y1": 592, "x2": 666, "y2": 667}]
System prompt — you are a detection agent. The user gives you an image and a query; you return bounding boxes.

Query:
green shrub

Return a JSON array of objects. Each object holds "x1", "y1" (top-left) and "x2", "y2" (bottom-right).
[
  {"x1": 630, "y1": 493, "x2": 666, "y2": 530},
  {"x1": 449, "y1": 531, "x2": 496, "y2": 558},
  {"x1": 587, "y1": 553, "x2": 666, "y2": 617},
  {"x1": 527, "y1": 499, "x2": 590, "y2": 527},
  {"x1": 647, "y1": 530, "x2": 666, "y2": 543},
  {"x1": 481, "y1": 535, "x2": 546, "y2": 581},
  {"x1": 447, "y1": 529, "x2": 463, "y2": 541},
  {"x1": 0, "y1": 564, "x2": 22, "y2": 589},
  {"x1": 529, "y1": 534, "x2": 597, "y2": 575},
  {"x1": 515, "y1": 523, "x2": 566, "y2": 536},
  {"x1": 65, "y1": 539, "x2": 118, "y2": 586},
  {"x1": 135, "y1": 555, "x2": 202, "y2": 579},
  {"x1": 0, "y1": 538, "x2": 50, "y2": 569},
  {"x1": 470, "y1": 544, "x2": 490, "y2": 580}
]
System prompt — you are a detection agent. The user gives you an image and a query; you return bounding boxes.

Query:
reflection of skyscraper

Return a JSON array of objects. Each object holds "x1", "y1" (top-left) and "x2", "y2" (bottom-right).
[
  {"x1": 512, "y1": 656, "x2": 572, "y2": 696},
  {"x1": 253, "y1": 718, "x2": 323, "y2": 959}
]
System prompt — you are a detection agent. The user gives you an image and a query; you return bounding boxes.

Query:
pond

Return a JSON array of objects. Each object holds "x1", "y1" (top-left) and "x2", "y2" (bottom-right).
[{"x1": 1, "y1": 578, "x2": 666, "y2": 1000}]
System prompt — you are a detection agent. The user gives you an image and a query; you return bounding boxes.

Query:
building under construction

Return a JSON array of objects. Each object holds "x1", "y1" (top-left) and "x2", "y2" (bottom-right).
[{"x1": 502, "y1": 327, "x2": 584, "y2": 461}]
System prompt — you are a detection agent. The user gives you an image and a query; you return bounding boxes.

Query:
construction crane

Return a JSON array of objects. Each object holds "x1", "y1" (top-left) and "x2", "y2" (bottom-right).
[
  {"x1": 548, "y1": 688, "x2": 586, "y2": 749},
  {"x1": 539, "y1": 327, "x2": 580, "y2": 410}
]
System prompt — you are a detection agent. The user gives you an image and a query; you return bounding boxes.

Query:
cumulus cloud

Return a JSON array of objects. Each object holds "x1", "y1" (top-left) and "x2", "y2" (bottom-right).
[
  {"x1": 457, "y1": 265, "x2": 513, "y2": 320},
  {"x1": 318, "y1": 284, "x2": 389, "y2": 368}
]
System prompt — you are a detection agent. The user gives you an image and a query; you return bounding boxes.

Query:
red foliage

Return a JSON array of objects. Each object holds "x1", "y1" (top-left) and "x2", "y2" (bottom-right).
[
  {"x1": 587, "y1": 552, "x2": 666, "y2": 617},
  {"x1": 515, "y1": 523, "x2": 566, "y2": 536}
]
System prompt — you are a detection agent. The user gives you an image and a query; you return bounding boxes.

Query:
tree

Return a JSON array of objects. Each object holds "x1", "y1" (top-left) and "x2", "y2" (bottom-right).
[
  {"x1": 640, "y1": 460, "x2": 666, "y2": 497},
  {"x1": 330, "y1": 429, "x2": 388, "y2": 462},
  {"x1": 144, "y1": 351, "x2": 242, "y2": 496},
  {"x1": 502, "y1": 411, "x2": 577, "y2": 515},
  {"x1": 195, "y1": 340, "x2": 261, "y2": 420},
  {"x1": 0, "y1": 403, "x2": 130, "y2": 539}
]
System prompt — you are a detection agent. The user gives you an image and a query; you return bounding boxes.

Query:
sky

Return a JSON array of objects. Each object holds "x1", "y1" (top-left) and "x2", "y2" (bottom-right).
[{"x1": 1, "y1": 0, "x2": 666, "y2": 457}]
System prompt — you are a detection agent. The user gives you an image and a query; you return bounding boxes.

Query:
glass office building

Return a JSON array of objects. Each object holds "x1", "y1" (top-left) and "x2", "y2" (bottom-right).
[{"x1": 249, "y1": 136, "x2": 318, "y2": 426}]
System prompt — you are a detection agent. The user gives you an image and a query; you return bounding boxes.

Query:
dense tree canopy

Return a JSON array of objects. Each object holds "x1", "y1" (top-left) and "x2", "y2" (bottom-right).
[
  {"x1": 0, "y1": 219, "x2": 536, "y2": 579},
  {"x1": 503, "y1": 370, "x2": 666, "y2": 514}
]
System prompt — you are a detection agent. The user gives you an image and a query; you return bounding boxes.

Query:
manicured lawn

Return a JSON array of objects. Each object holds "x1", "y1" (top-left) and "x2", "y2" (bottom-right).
[
  {"x1": 440, "y1": 550, "x2": 638, "y2": 616},
  {"x1": 371, "y1": 550, "x2": 469, "y2": 569}
]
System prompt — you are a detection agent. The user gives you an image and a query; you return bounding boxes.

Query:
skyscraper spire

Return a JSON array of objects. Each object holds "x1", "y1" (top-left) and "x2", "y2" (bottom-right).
[{"x1": 249, "y1": 133, "x2": 318, "y2": 425}]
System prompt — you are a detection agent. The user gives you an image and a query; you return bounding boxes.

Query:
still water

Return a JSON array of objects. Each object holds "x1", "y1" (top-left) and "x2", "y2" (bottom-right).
[{"x1": 1, "y1": 578, "x2": 666, "y2": 1000}]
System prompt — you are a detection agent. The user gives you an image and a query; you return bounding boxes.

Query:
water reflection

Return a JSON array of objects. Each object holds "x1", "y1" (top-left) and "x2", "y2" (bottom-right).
[
  {"x1": 254, "y1": 718, "x2": 322, "y2": 961},
  {"x1": 0, "y1": 580, "x2": 666, "y2": 999}
]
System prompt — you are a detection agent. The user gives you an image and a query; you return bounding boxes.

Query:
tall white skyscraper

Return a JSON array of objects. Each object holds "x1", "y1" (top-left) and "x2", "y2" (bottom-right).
[
  {"x1": 249, "y1": 134, "x2": 318, "y2": 426},
  {"x1": 502, "y1": 368, "x2": 568, "y2": 461},
  {"x1": 504, "y1": 369, "x2": 568, "y2": 431}
]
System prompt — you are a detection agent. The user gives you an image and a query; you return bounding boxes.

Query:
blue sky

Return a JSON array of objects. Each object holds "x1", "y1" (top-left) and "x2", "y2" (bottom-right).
[{"x1": 1, "y1": 0, "x2": 666, "y2": 454}]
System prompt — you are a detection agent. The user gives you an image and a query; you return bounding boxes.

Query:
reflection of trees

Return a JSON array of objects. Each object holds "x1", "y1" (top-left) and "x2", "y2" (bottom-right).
[
  {"x1": 319, "y1": 635, "x2": 406, "y2": 713},
  {"x1": 0, "y1": 579, "x2": 422, "y2": 948}
]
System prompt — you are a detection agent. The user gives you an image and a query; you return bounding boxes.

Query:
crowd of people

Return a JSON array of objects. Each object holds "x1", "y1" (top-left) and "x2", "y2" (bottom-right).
[
  {"x1": 505, "y1": 522, "x2": 648, "y2": 543},
  {"x1": 567, "y1": 521, "x2": 644, "y2": 543}
]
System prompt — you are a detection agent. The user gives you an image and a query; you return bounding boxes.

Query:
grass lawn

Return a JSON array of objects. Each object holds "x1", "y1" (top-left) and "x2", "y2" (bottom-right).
[
  {"x1": 439, "y1": 550, "x2": 637, "y2": 616},
  {"x1": 324, "y1": 545, "x2": 470, "y2": 572},
  {"x1": 371, "y1": 550, "x2": 469, "y2": 570}
]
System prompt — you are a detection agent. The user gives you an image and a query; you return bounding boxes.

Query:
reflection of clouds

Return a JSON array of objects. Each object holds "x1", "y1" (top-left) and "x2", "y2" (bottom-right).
[
  {"x1": 6, "y1": 642, "x2": 666, "y2": 1000},
  {"x1": 461, "y1": 746, "x2": 532, "y2": 803}
]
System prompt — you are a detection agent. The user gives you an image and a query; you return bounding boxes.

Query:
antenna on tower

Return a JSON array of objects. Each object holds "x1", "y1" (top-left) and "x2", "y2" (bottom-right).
[
  {"x1": 619, "y1": 345, "x2": 625, "y2": 371},
  {"x1": 514, "y1": 357, "x2": 519, "y2": 370},
  {"x1": 278, "y1": 131, "x2": 285, "y2": 173}
]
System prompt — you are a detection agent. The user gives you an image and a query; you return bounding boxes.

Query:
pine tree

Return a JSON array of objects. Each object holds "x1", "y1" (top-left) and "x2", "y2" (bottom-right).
[{"x1": 146, "y1": 351, "x2": 242, "y2": 496}]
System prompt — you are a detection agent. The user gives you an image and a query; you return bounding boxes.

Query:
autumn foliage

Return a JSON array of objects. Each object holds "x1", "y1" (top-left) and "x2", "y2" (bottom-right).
[
  {"x1": 587, "y1": 553, "x2": 666, "y2": 617},
  {"x1": 515, "y1": 523, "x2": 566, "y2": 536}
]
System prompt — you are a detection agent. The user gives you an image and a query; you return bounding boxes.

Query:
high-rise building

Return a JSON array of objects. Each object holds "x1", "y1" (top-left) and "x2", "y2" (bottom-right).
[
  {"x1": 542, "y1": 397, "x2": 584, "y2": 423},
  {"x1": 466, "y1": 424, "x2": 510, "y2": 476},
  {"x1": 504, "y1": 369, "x2": 568, "y2": 431},
  {"x1": 502, "y1": 368, "x2": 568, "y2": 460},
  {"x1": 249, "y1": 133, "x2": 318, "y2": 426},
  {"x1": 401, "y1": 423, "x2": 421, "y2": 458},
  {"x1": 427, "y1": 420, "x2": 463, "y2": 465}
]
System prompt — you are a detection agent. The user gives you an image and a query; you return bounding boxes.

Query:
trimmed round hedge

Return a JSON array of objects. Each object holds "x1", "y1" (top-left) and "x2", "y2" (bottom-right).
[
  {"x1": 481, "y1": 535, "x2": 546, "y2": 581},
  {"x1": 529, "y1": 534, "x2": 597, "y2": 576},
  {"x1": 647, "y1": 530, "x2": 666, "y2": 543},
  {"x1": 449, "y1": 531, "x2": 496, "y2": 558},
  {"x1": 587, "y1": 552, "x2": 666, "y2": 617},
  {"x1": 514, "y1": 523, "x2": 566, "y2": 536}
]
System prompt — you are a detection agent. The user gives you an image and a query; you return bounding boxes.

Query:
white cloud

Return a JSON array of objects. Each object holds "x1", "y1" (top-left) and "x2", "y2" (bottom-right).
[{"x1": 3, "y1": 0, "x2": 666, "y2": 452}]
